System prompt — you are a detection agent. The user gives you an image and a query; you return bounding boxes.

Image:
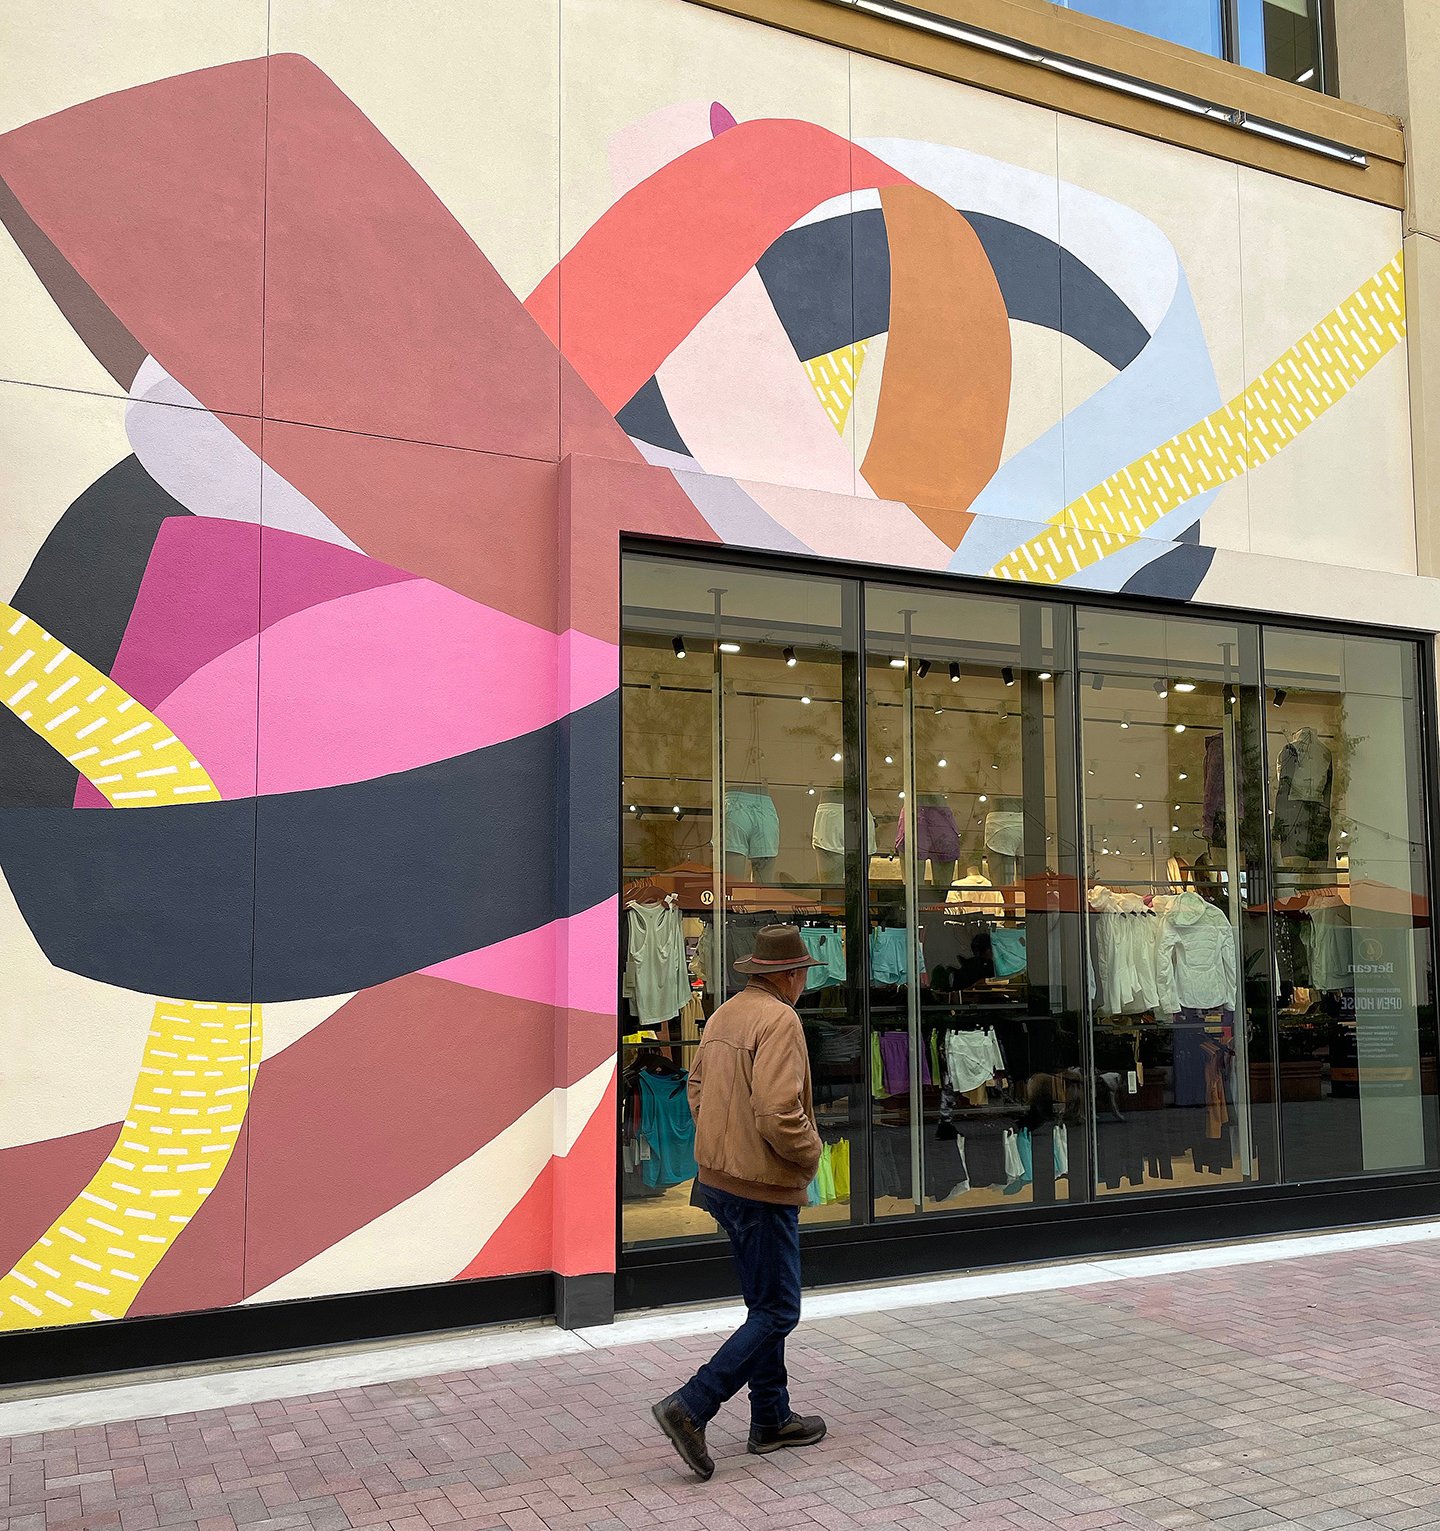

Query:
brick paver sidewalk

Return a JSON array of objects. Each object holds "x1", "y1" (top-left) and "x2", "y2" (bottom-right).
[{"x1": 8, "y1": 1241, "x2": 1440, "y2": 1531}]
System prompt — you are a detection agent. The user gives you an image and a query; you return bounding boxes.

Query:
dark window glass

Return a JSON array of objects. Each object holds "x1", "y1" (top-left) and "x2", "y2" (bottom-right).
[{"x1": 1238, "y1": 0, "x2": 1323, "y2": 88}]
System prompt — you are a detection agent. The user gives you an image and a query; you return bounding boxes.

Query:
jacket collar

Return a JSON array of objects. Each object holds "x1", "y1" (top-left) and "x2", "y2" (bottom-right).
[{"x1": 747, "y1": 974, "x2": 790, "y2": 1002}]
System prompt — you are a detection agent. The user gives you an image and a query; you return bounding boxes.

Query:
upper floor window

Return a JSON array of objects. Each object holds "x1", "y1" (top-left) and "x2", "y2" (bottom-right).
[{"x1": 1055, "y1": 0, "x2": 1326, "y2": 90}]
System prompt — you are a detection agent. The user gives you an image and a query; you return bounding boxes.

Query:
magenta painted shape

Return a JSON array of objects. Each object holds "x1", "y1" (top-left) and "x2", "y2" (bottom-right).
[
  {"x1": 75, "y1": 519, "x2": 415, "y2": 806},
  {"x1": 710, "y1": 101, "x2": 737, "y2": 136},
  {"x1": 421, "y1": 897, "x2": 620, "y2": 1013},
  {"x1": 149, "y1": 580, "x2": 619, "y2": 798}
]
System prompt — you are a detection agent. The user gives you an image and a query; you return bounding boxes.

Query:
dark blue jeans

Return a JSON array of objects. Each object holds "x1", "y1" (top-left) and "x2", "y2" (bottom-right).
[{"x1": 677, "y1": 1184, "x2": 801, "y2": 1429}]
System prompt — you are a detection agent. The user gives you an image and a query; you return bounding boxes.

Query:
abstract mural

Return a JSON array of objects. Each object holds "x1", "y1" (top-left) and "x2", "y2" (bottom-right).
[{"x1": 0, "y1": 7, "x2": 1412, "y2": 1335}]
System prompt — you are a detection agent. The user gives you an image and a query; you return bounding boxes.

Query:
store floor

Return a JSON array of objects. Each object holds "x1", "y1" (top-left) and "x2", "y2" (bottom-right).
[{"x1": 7, "y1": 1223, "x2": 1440, "y2": 1530}]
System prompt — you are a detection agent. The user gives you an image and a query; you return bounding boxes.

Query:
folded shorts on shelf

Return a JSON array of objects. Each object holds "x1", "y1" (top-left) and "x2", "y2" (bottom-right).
[{"x1": 725, "y1": 790, "x2": 780, "y2": 858}]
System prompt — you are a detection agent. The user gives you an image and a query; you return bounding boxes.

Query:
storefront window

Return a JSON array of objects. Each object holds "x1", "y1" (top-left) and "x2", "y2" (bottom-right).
[
  {"x1": 1264, "y1": 631, "x2": 1439, "y2": 1177},
  {"x1": 620, "y1": 550, "x2": 1436, "y2": 1253},
  {"x1": 1058, "y1": 0, "x2": 1224, "y2": 59},
  {"x1": 865, "y1": 587, "x2": 1085, "y2": 1217},
  {"x1": 620, "y1": 556, "x2": 864, "y2": 1247},
  {"x1": 1078, "y1": 611, "x2": 1277, "y2": 1197}
]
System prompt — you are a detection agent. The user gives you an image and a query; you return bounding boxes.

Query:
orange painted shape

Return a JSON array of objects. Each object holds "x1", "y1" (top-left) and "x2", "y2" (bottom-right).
[{"x1": 860, "y1": 185, "x2": 1012, "y2": 549}]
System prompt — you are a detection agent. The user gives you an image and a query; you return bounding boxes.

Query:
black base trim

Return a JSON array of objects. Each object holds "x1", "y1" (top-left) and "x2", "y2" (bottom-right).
[
  {"x1": 618, "y1": 1178, "x2": 1440, "y2": 1310},
  {"x1": 555, "y1": 1272, "x2": 615, "y2": 1329},
  {"x1": 0, "y1": 1271, "x2": 553, "y2": 1389}
]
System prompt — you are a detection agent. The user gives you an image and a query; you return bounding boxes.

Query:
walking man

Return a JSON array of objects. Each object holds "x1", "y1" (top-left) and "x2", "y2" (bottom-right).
[{"x1": 653, "y1": 925, "x2": 828, "y2": 1479}]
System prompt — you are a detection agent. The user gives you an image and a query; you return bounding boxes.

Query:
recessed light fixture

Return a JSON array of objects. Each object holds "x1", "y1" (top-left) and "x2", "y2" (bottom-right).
[
  {"x1": 885, "y1": 754, "x2": 894, "y2": 764},
  {"x1": 917, "y1": 658, "x2": 932, "y2": 679},
  {"x1": 949, "y1": 662, "x2": 962, "y2": 684},
  {"x1": 719, "y1": 641, "x2": 741, "y2": 654},
  {"x1": 1174, "y1": 723, "x2": 1186, "y2": 733},
  {"x1": 784, "y1": 645, "x2": 797, "y2": 667},
  {"x1": 1002, "y1": 666, "x2": 1016, "y2": 687},
  {"x1": 672, "y1": 635, "x2": 686, "y2": 660},
  {"x1": 937, "y1": 757, "x2": 948, "y2": 768},
  {"x1": 898, "y1": 790, "x2": 905, "y2": 799},
  {"x1": 890, "y1": 656, "x2": 907, "y2": 669},
  {"x1": 1174, "y1": 680, "x2": 1196, "y2": 693},
  {"x1": 1038, "y1": 670, "x2": 1053, "y2": 682}
]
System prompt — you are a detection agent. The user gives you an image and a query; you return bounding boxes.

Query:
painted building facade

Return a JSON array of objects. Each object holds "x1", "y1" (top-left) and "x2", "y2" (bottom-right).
[{"x1": 0, "y1": 0, "x2": 1435, "y2": 1375}]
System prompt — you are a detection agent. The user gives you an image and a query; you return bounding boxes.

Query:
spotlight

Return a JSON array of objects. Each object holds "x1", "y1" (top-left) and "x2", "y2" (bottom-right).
[
  {"x1": 890, "y1": 656, "x2": 907, "y2": 669},
  {"x1": 1225, "y1": 686, "x2": 1238, "y2": 705},
  {"x1": 1174, "y1": 679, "x2": 1196, "y2": 693},
  {"x1": 1154, "y1": 679, "x2": 1169, "y2": 698},
  {"x1": 1091, "y1": 672, "x2": 1104, "y2": 691},
  {"x1": 719, "y1": 641, "x2": 741, "y2": 654},
  {"x1": 1273, "y1": 687, "x2": 1287, "y2": 707},
  {"x1": 1002, "y1": 666, "x2": 1015, "y2": 687},
  {"x1": 937, "y1": 758, "x2": 948, "y2": 768},
  {"x1": 1172, "y1": 825, "x2": 1179, "y2": 832},
  {"x1": 885, "y1": 754, "x2": 894, "y2": 765},
  {"x1": 1179, "y1": 772, "x2": 1188, "y2": 781},
  {"x1": 784, "y1": 645, "x2": 797, "y2": 667},
  {"x1": 1120, "y1": 715, "x2": 1131, "y2": 730},
  {"x1": 801, "y1": 694, "x2": 812, "y2": 705},
  {"x1": 672, "y1": 635, "x2": 687, "y2": 660},
  {"x1": 673, "y1": 805, "x2": 682, "y2": 815},
  {"x1": 808, "y1": 788, "x2": 816, "y2": 796},
  {"x1": 831, "y1": 751, "x2": 842, "y2": 763},
  {"x1": 949, "y1": 662, "x2": 961, "y2": 684},
  {"x1": 917, "y1": 658, "x2": 932, "y2": 679},
  {"x1": 978, "y1": 794, "x2": 988, "y2": 803},
  {"x1": 1174, "y1": 723, "x2": 1186, "y2": 733},
  {"x1": 1136, "y1": 802, "x2": 1144, "y2": 810},
  {"x1": 629, "y1": 804, "x2": 637, "y2": 813}
]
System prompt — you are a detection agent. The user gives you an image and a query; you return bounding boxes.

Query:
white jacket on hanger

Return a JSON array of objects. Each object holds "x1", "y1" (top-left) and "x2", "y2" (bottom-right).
[
  {"x1": 1089, "y1": 888, "x2": 1163, "y2": 1015},
  {"x1": 1156, "y1": 890, "x2": 1239, "y2": 1013}
]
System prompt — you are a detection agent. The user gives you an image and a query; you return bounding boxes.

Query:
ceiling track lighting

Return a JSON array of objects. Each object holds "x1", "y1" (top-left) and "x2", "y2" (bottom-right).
[
  {"x1": 672, "y1": 635, "x2": 686, "y2": 660},
  {"x1": 916, "y1": 658, "x2": 932, "y2": 679},
  {"x1": 949, "y1": 661, "x2": 961, "y2": 683},
  {"x1": 1174, "y1": 679, "x2": 1196, "y2": 693},
  {"x1": 1001, "y1": 665, "x2": 1016, "y2": 687},
  {"x1": 1153, "y1": 679, "x2": 1169, "y2": 698},
  {"x1": 1037, "y1": 670, "x2": 1053, "y2": 682},
  {"x1": 830, "y1": 0, "x2": 1367, "y2": 165},
  {"x1": 784, "y1": 645, "x2": 797, "y2": 667},
  {"x1": 1273, "y1": 687, "x2": 1288, "y2": 707},
  {"x1": 889, "y1": 655, "x2": 907, "y2": 669},
  {"x1": 719, "y1": 641, "x2": 741, "y2": 654},
  {"x1": 1090, "y1": 672, "x2": 1104, "y2": 691}
]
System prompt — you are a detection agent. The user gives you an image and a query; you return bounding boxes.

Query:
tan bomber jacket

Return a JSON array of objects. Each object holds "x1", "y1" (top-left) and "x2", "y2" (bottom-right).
[{"x1": 687, "y1": 975, "x2": 823, "y2": 1206}]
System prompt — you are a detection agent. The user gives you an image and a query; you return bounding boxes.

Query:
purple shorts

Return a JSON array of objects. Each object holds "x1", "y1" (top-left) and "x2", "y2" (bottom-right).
[{"x1": 895, "y1": 804, "x2": 962, "y2": 863}]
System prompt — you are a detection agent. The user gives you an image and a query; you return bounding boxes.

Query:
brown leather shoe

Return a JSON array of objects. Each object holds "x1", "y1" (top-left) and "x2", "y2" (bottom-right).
[
  {"x1": 748, "y1": 1412, "x2": 827, "y2": 1454},
  {"x1": 652, "y1": 1393, "x2": 714, "y2": 1480}
]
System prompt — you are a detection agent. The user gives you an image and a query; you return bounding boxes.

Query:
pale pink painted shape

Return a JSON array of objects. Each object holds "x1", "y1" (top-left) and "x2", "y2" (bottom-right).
[
  {"x1": 150, "y1": 580, "x2": 618, "y2": 797},
  {"x1": 656, "y1": 268, "x2": 858, "y2": 496},
  {"x1": 421, "y1": 897, "x2": 620, "y2": 1015}
]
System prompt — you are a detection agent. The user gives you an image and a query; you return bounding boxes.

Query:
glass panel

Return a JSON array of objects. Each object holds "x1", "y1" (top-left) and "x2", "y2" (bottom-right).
[
  {"x1": 1056, "y1": 0, "x2": 1223, "y2": 57},
  {"x1": 1237, "y1": 0, "x2": 1323, "y2": 88},
  {"x1": 618, "y1": 553, "x2": 866, "y2": 1248},
  {"x1": 866, "y1": 587, "x2": 1086, "y2": 1219},
  {"x1": 1264, "y1": 631, "x2": 1438, "y2": 1178},
  {"x1": 1078, "y1": 610, "x2": 1277, "y2": 1197}
]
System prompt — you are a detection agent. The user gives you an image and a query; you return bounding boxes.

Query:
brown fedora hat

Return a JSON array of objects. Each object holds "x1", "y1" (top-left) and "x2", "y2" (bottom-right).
[{"x1": 734, "y1": 923, "x2": 823, "y2": 974}]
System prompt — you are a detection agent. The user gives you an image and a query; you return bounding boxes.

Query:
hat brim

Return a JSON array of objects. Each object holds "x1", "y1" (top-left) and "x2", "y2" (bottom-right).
[{"x1": 733, "y1": 952, "x2": 824, "y2": 974}]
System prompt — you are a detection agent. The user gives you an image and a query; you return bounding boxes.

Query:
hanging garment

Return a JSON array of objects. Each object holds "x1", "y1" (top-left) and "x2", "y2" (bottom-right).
[
  {"x1": 831, "y1": 1138, "x2": 851, "y2": 1200},
  {"x1": 877, "y1": 1029, "x2": 932, "y2": 1096},
  {"x1": 800, "y1": 925, "x2": 847, "y2": 991},
  {"x1": 984, "y1": 810, "x2": 1024, "y2": 858},
  {"x1": 1303, "y1": 899, "x2": 1353, "y2": 990},
  {"x1": 1273, "y1": 732, "x2": 1333, "y2": 861},
  {"x1": 870, "y1": 1029, "x2": 885, "y2": 1098},
  {"x1": 624, "y1": 899, "x2": 691, "y2": 1024},
  {"x1": 637, "y1": 1069, "x2": 698, "y2": 1188},
  {"x1": 944, "y1": 1027, "x2": 1007, "y2": 1093},
  {"x1": 724, "y1": 788, "x2": 781, "y2": 859},
  {"x1": 1155, "y1": 890, "x2": 1239, "y2": 1013},
  {"x1": 1088, "y1": 889, "x2": 1163, "y2": 1015},
  {"x1": 871, "y1": 926, "x2": 925, "y2": 985},
  {"x1": 989, "y1": 925, "x2": 1028, "y2": 977}
]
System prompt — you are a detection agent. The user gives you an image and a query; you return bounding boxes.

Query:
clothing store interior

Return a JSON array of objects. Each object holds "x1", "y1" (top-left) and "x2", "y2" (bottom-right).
[{"x1": 620, "y1": 551, "x2": 1439, "y2": 1252}]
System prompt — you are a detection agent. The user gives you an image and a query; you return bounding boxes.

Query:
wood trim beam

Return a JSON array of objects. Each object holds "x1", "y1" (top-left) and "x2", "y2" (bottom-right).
[{"x1": 685, "y1": 0, "x2": 1405, "y2": 207}]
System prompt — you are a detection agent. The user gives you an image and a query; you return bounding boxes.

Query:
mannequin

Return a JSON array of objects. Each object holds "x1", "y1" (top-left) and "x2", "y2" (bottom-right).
[
  {"x1": 724, "y1": 778, "x2": 778, "y2": 883},
  {"x1": 1273, "y1": 726, "x2": 1333, "y2": 890},
  {"x1": 984, "y1": 796, "x2": 1024, "y2": 887},
  {"x1": 948, "y1": 863, "x2": 1003, "y2": 912},
  {"x1": 812, "y1": 786, "x2": 877, "y2": 882}
]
